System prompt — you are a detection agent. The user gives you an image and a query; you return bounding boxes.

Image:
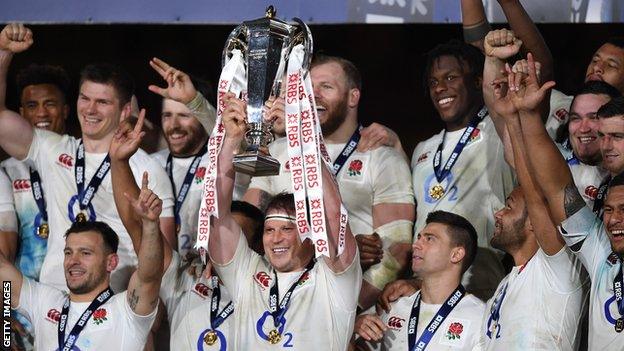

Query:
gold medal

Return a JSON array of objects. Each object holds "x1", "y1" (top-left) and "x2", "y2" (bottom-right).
[
  {"x1": 268, "y1": 329, "x2": 281, "y2": 344},
  {"x1": 176, "y1": 223, "x2": 181, "y2": 235},
  {"x1": 616, "y1": 318, "x2": 624, "y2": 333},
  {"x1": 37, "y1": 223, "x2": 49, "y2": 239},
  {"x1": 429, "y1": 184, "x2": 445, "y2": 200},
  {"x1": 75, "y1": 212, "x2": 87, "y2": 223},
  {"x1": 204, "y1": 330, "x2": 218, "y2": 345}
]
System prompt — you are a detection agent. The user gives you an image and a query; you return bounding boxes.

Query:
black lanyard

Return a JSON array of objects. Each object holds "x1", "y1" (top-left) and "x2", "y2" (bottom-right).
[
  {"x1": 29, "y1": 167, "x2": 47, "y2": 223},
  {"x1": 593, "y1": 176, "x2": 611, "y2": 215},
  {"x1": 485, "y1": 282, "x2": 508, "y2": 339},
  {"x1": 268, "y1": 259, "x2": 315, "y2": 330},
  {"x1": 58, "y1": 287, "x2": 114, "y2": 351},
  {"x1": 209, "y1": 276, "x2": 234, "y2": 330},
  {"x1": 165, "y1": 143, "x2": 207, "y2": 227},
  {"x1": 74, "y1": 142, "x2": 111, "y2": 214},
  {"x1": 331, "y1": 125, "x2": 361, "y2": 176},
  {"x1": 432, "y1": 106, "x2": 487, "y2": 182},
  {"x1": 610, "y1": 253, "x2": 624, "y2": 333},
  {"x1": 407, "y1": 285, "x2": 465, "y2": 351}
]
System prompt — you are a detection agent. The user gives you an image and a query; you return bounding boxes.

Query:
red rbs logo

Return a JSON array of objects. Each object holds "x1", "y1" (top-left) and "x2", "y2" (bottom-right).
[{"x1": 58, "y1": 154, "x2": 74, "y2": 168}]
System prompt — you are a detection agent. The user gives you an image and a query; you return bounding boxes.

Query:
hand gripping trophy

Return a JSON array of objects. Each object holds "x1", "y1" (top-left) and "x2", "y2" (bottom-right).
[{"x1": 223, "y1": 5, "x2": 313, "y2": 176}]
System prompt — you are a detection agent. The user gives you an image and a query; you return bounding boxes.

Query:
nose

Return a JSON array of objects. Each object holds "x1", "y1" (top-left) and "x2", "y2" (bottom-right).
[
  {"x1": 434, "y1": 80, "x2": 447, "y2": 95},
  {"x1": 579, "y1": 118, "x2": 592, "y2": 133},
  {"x1": 85, "y1": 100, "x2": 97, "y2": 114},
  {"x1": 609, "y1": 208, "x2": 624, "y2": 226},
  {"x1": 592, "y1": 61, "x2": 605, "y2": 75},
  {"x1": 601, "y1": 135, "x2": 613, "y2": 151},
  {"x1": 35, "y1": 104, "x2": 48, "y2": 117}
]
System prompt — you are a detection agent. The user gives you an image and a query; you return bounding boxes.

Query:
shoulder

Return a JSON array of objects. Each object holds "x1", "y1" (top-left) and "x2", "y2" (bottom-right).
[
  {"x1": 458, "y1": 294, "x2": 486, "y2": 311},
  {"x1": 411, "y1": 131, "x2": 443, "y2": 165},
  {"x1": 129, "y1": 149, "x2": 166, "y2": 172},
  {"x1": 149, "y1": 149, "x2": 170, "y2": 166}
]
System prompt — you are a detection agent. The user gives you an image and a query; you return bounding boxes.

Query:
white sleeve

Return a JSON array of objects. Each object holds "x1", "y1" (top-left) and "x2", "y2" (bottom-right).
[
  {"x1": 159, "y1": 251, "x2": 191, "y2": 318},
  {"x1": 558, "y1": 205, "x2": 610, "y2": 279},
  {"x1": 26, "y1": 129, "x2": 65, "y2": 166},
  {"x1": 537, "y1": 247, "x2": 587, "y2": 294},
  {"x1": 0, "y1": 168, "x2": 17, "y2": 232},
  {"x1": 372, "y1": 148, "x2": 414, "y2": 205},
  {"x1": 118, "y1": 291, "x2": 158, "y2": 341},
  {"x1": 16, "y1": 278, "x2": 62, "y2": 324},
  {"x1": 247, "y1": 174, "x2": 275, "y2": 196},
  {"x1": 212, "y1": 230, "x2": 262, "y2": 301},
  {"x1": 320, "y1": 250, "x2": 362, "y2": 312}
]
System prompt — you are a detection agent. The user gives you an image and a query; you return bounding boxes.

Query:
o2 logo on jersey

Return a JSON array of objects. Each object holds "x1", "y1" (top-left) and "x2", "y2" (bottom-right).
[
  {"x1": 423, "y1": 173, "x2": 458, "y2": 204},
  {"x1": 603, "y1": 295, "x2": 622, "y2": 326},
  {"x1": 256, "y1": 311, "x2": 294, "y2": 348},
  {"x1": 387, "y1": 316, "x2": 405, "y2": 330}
]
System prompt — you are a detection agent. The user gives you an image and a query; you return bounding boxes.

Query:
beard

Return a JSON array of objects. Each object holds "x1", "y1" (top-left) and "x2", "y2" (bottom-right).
[
  {"x1": 66, "y1": 267, "x2": 107, "y2": 295},
  {"x1": 491, "y1": 219, "x2": 527, "y2": 253},
  {"x1": 319, "y1": 95, "x2": 349, "y2": 137},
  {"x1": 166, "y1": 126, "x2": 208, "y2": 157}
]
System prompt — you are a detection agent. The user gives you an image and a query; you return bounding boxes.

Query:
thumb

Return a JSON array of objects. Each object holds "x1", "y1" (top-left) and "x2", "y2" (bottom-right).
[
  {"x1": 539, "y1": 81, "x2": 556, "y2": 94},
  {"x1": 147, "y1": 85, "x2": 167, "y2": 98}
]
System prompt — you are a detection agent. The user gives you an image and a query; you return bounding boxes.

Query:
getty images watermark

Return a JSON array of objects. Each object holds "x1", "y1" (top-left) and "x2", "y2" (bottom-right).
[{"x1": 2, "y1": 281, "x2": 10, "y2": 349}]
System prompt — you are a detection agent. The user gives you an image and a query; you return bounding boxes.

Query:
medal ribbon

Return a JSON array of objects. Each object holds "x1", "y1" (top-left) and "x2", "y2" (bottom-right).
[
  {"x1": 74, "y1": 142, "x2": 111, "y2": 214},
  {"x1": 195, "y1": 49, "x2": 247, "y2": 263},
  {"x1": 268, "y1": 259, "x2": 315, "y2": 330},
  {"x1": 166, "y1": 143, "x2": 207, "y2": 227},
  {"x1": 611, "y1": 254, "x2": 624, "y2": 321},
  {"x1": 432, "y1": 106, "x2": 487, "y2": 183},
  {"x1": 593, "y1": 176, "x2": 611, "y2": 215},
  {"x1": 485, "y1": 282, "x2": 508, "y2": 339},
  {"x1": 29, "y1": 167, "x2": 48, "y2": 223},
  {"x1": 331, "y1": 126, "x2": 362, "y2": 176},
  {"x1": 209, "y1": 276, "x2": 235, "y2": 330},
  {"x1": 407, "y1": 285, "x2": 466, "y2": 351},
  {"x1": 57, "y1": 287, "x2": 114, "y2": 351}
]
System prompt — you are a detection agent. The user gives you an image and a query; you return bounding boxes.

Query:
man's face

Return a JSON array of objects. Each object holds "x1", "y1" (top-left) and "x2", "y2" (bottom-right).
[
  {"x1": 77, "y1": 81, "x2": 126, "y2": 141},
  {"x1": 568, "y1": 93, "x2": 611, "y2": 165},
  {"x1": 412, "y1": 222, "x2": 457, "y2": 277},
  {"x1": 262, "y1": 210, "x2": 313, "y2": 272},
  {"x1": 311, "y1": 62, "x2": 352, "y2": 136},
  {"x1": 63, "y1": 231, "x2": 114, "y2": 295},
  {"x1": 598, "y1": 116, "x2": 624, "y2": 174},
  {"x1": 161, "y1": 99, "x2": 207, "y2": 157},
  {"x1": 491, "y1": 188, "x2": 528, "y2": 252},
  {"x1": 603, "y1": 186, "x2": 624, "y2": 255},
  {"x1": 20, "y1": 83, "x2": 68, "y2": 134},
  {"x1": 427, "y1": 56, "x2": 481, "y2": 130},
  {"x1": 585, "y1": 43, "x2": 624, "y2": 93}
]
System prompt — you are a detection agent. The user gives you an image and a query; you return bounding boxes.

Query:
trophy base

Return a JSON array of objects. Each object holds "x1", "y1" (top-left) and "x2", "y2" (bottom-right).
[{"x1": 233, "y1": 152, "x2": 280, "y2": 176}]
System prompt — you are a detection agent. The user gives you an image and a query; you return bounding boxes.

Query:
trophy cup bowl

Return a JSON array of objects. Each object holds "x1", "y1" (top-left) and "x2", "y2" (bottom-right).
[{"x1": 223, "y1": 5, "x2": 313, "y2": 176}]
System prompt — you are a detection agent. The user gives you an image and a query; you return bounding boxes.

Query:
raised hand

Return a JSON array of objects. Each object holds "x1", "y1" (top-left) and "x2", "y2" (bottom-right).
[
  {"x1": 264, "y1": 95, "x2": 285, "y2": 133},
  {"x1": 222, "y1": 92, "x2": 248, "y2": 142},
  {"x1": 110, "y1": 108, "x2": 146, "y2": 161},
  {"x1": 356, "y1": 233, "x2": 383, "y2": 271},
  {"x1": 0, "y1": 23, "x2": 33, "y2": 53},
  {"x1": 484, "y1": 29, "x2": 522, "y2": 60},
  {"x1": 507, "y1": 53, "x2": 556, "y2": 113},
  {"x1": 124, "y1": 172, "x2": 162, "y2": 222},
  {"x1": 357, "y1": 123, "x2": 400, "y2": 152},
  {"x1": 148, "y1": 57, "x2": 197, "y2": 104}
]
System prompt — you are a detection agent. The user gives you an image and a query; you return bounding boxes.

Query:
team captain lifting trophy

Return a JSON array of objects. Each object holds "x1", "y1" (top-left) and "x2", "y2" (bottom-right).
[{"x1": 224, "y1": 5, "x2": 313, "y2": 176}]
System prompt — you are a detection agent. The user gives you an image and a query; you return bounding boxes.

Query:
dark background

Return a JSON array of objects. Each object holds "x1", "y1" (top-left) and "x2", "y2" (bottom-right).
[{"x1": 2, "y1": 23, "x2": 622, "y2": 159}]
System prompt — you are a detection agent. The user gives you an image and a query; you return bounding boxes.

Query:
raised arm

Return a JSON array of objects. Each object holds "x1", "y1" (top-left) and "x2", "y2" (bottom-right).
[
  {"x1": 110, "y1": 113, "x2": 173, "y2": 271},
  {"x1": 491, "y1": 62, "x2": 565, "y2": 254},
  {"x1": 461, "y1": 0, "x2": 491, "y2": 51},
  {"x1": 509, "y1": 54, "x2": 579, "y2": 225},
  {"x1": 320, "y1": 161, "x2": 358, "y2": 273},
  {"x1": 0, "y1": 24, "x2": 34, "y2": 160},
  {"x1": 148, "y1": 57, "x2": 216, "y2": 133},
  {"x1": 208, "y1": 93, "x2": 247, "y2": 264},
  {"x1": 124, "y1": 173, "x2": 164, "y2": 316}
]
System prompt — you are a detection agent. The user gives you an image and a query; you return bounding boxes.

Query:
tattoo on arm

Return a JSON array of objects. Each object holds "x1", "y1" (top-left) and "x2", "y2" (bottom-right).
[
  {"x1": 128, "y1": 289, "x2": 140, "y2": 312},
  {"x1": 564, "y1": 182, "x2": 585, "y2": 218}
]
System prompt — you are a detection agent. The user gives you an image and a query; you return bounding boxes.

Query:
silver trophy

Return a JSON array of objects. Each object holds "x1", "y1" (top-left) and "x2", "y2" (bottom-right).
[{"x1": 223, "y1": 5, "x2": 313, "y2": 176}]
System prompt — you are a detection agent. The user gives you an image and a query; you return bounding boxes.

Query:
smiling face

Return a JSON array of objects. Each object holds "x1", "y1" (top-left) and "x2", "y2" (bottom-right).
[
  {"x1": 77, "y1": 81, "x2": 128, "y2": 142},
  {"x1": 598, "y1": 116, "x2": 624, "y2": 174},
  {"x1": 585, "y1": 43, "x2": 624, "y2": 93},
  {"x1": 63, "y1": 231, "x2": 116, "y2": 295},
  {"x1": 492, "y1": 188, "x2": 529, "y2": 253},
  {"x1": 603, "y1": 185, "x2": 624, "y2": 254},
  {"x1": 262, "y1": 210, "x2": 314, "y2": 272},
  {"x1": 20, "y1": 83, "x2": 68, "y2": 134},
  {"x1": 568, "y1": 93, "x2": 611, "y2": 165},
  {"x1": 311, "y1": 62, "x2": 353, "y2": 136},
  {"x1": 427, "y1": 55, "x2": 482, "y2": 131},
  {"x1": 161, "y1": 98, "x2": 208, "y2": 157}
]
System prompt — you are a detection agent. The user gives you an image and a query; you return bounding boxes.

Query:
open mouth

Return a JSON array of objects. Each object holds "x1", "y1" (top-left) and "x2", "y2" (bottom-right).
[
  {"x1": 610, "y1": 229, "x2": 624, "y2": 239},
  {"x1": 438, "y1": 97, "x2": 456, "y2": 107},
  {"x1": 67, "y1": 268, "x2": 86, "y2": 278},
  {"x1": 578, "y1": 136, "x2": 596, "y2": 144},
  {"x1": 83, "y1": 116, "x2": 102, "y2": 126},
  {"x1": 271, "y1": 247, "x2": 289, "y2": 255},
  {"x1": 35, "y1": 121, "x2": 51, "y2": 129}
]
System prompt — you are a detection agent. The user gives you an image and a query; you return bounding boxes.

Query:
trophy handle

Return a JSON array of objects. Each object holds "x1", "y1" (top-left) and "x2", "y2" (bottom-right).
[
  {"x1": 293, "y1": 18, "x2": 314, "y2": 78},
  {"x1": 269, "y1": 18, "x2": 314, "y2": 96},
  {"x1": 222, "y1": 25, "x2": 248, "y2": 67}
]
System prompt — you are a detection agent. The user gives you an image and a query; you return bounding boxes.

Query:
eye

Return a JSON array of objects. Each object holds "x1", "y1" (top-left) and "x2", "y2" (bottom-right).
[
  {"x1": 428, "y1": 79, "x2": 438, "y2": 88},
  {"x1": 446, "y1": 75, "x2": 457, "y2": 81}
]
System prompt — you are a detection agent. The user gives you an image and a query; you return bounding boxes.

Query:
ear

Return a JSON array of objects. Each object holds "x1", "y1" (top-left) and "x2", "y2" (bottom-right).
[
  {"x1": 119, "y1": 102, "x2": 132, "y2": 122},
  {"x1": 450, "y1": 246, "x2": 466, "y2": 266},
  {"x1": 106, "y1": 253, "x2": 119, "y2": 272},
  {"x1": 348, "y1": 88, "x2": 361, "y2": 108}
]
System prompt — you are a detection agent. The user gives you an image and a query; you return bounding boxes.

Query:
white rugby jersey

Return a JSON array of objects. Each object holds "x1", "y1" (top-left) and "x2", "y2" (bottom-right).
[
  {"x1": 545, "y1": 89, "x2": 574, "y2": 140},
  {"x1": 377, "y1": 292, "x2": 484, "y2": 351},
  {"x1": 0, "y1": 166, "x2": 16, "y2": 231},
  {"x1": 152, "y1": 149, "x2": 249, "y2": 258},
  {"x1": 16, "y1": 278, "x2": 156, "y2": 351},
  {"x1": 411, "y1": 115, "x2": 513, "y2": 299},
  {"x1": 557, "y1": 144, "x2": 609, "y2": 209},
  {"x1": 213, "y1": 231, "x2": 361, "y2": 350},
  {"x1": 160, "y1": 252, "x2": 234, "y2": 350},
  {"x1": 26, "y1": 129, "x2": 174, "y2": 292},
  {"x1": 478, "y1": 247, "x2": 588, "y2": 350},
  {"x1": 559, "y1": 206, "x2": 624, "y2": 350}
]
